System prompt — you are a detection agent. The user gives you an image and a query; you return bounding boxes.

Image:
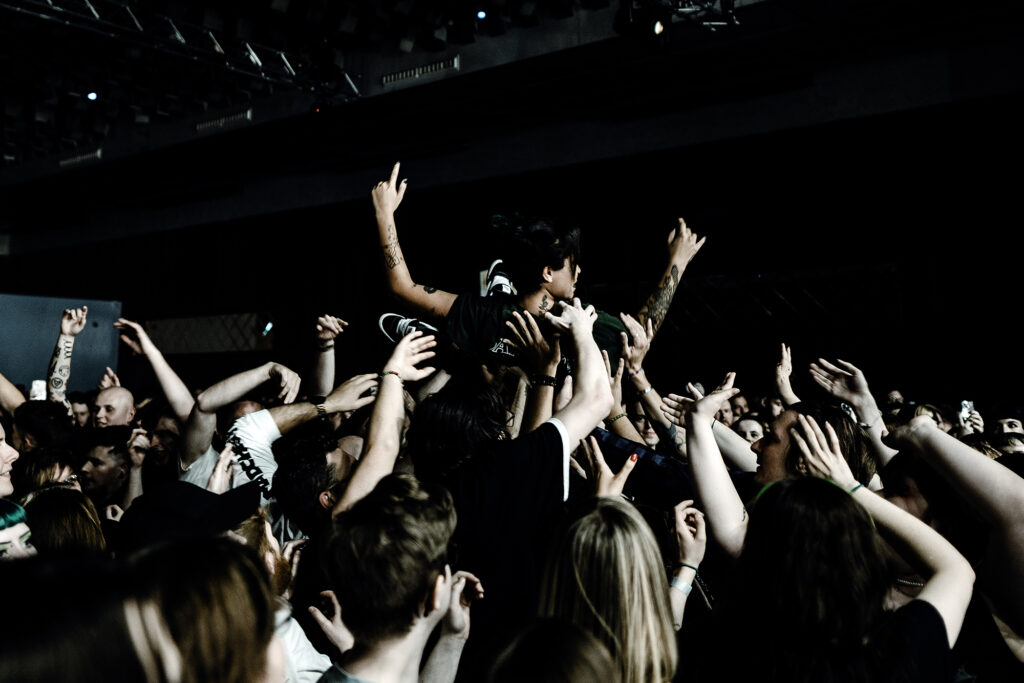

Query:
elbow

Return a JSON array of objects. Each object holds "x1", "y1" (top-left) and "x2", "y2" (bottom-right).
[{"x1": 195, "y1": 391, "x2": 216, "y2": 414}]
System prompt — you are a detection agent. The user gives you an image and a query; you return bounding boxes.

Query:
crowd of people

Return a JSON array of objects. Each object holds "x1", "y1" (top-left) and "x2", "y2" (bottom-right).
[{"x1": 1, "y1": 162, "x2": 1022, "y2": 682}]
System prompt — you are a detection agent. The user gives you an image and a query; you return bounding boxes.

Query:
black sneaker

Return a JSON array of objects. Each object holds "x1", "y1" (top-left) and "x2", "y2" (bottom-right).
[
  {"x1": 484, "y1": 259, "x2": 515, "y2": 297},
  {"x1": 378, "y1": 313, "x2": 439, "y2": 344}
]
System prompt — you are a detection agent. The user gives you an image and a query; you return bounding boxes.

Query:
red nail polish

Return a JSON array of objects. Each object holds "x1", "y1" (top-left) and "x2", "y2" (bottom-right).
[{"x1": 630, "y1": 453, "x2": 638, "y2": 462}]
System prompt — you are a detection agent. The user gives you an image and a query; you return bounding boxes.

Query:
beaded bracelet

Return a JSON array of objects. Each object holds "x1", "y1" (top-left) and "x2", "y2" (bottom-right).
[
  {"x1": 380, "y1": 371, "x2": 403, "y2": 383},
  {"x1": 532, "y1": 374, "x2": 558, "y2": 387},
  {"x1": 607, "y1": 413, "x2": 628, "y2": 424}
]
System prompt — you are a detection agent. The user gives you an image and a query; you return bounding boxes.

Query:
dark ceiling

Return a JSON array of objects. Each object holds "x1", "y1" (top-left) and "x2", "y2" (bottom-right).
[{"x1": 1, "y1": 0, "x2": 1022, "y2": 403}]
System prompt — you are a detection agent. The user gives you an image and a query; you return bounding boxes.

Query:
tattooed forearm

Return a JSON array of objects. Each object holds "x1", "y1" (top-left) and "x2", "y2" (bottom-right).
[
  {"x1": 47, "y1": 335, "x2": 74, "y2": 407},
  {"x1": 637, "y1": 264, "x2": 679, "y2": 336},
  {"x1": 382, "y1": 223, "x2": 403, "y2": 270},
  {"x1": 413, "y1": 283, "x2": 438, "y2": 294}
]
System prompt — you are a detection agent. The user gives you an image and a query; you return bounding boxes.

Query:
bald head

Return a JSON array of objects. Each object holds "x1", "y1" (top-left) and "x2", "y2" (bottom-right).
[{"x1": 93, "y1": 387, "x2": 136, "y2": 427}]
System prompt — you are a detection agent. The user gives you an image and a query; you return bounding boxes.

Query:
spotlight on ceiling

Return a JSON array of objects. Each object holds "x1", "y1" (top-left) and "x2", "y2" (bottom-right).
[
  {"x1": 86, "y1": 92, "x2": 98, "y2": 101},
  {"x1": 477, "y1": 10, "x2": 486, "y2": 20}
]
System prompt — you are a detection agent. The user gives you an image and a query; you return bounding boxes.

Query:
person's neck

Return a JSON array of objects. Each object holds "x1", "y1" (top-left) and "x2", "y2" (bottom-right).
[
  {"x1": 518, "y1": 287, "x2": 557, "y2": 317},
  {"x1": 343, "y1": 621, "x2": 433, "y2": 683}
]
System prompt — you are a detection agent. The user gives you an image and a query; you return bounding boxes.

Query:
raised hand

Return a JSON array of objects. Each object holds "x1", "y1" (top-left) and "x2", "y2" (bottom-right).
[
  {"x1": 382, "y1": 330, "x2": 437, "y2": 382},
  {"x1": 98, "y1": 366, "x2": 121, "y2": 390},
  {"x1": 543, "y1": 298, "x2": 597, "y2": 335},
  {"x1": 603, "y1": 350, "x2": 626, "y2": 414},
  {"x1": 309, "y1": 590, "x2": 355, "y2": 654},
  {"x1": 777, "y1": 343, "x2": 793, "y2": 381},
  {"x1": 667, "y1": 218, "x2": 706, "y2": 266},
  {"x1": 371, "y1": 161, "x2": 408, "y2": 215},
  {"x1": 60, "y1": 306, "x2": 89, "y2": 337},
  {"x1": 207, "y1": 443, "x2": 236, "y2": 494},
  {"x1": 663, "y1": 372, "x2": 740, "y2": 426},
  {"x1": 619, "y1": 312, "x2": 653, "y2": 373},
  {"x1": 268, "y1": 363, "x2": 302, "y2": 404},
  {"x1": 127, "y1": 428, "x2": 150, "y2": 469},
  {"x1": 504, "y1": 311, "x2": 561, "y2": 374},
  {"x1": 674, "y1": 500, "x2": 707, "y2": 568},
  {"x1": 316, "y1": 315, "x2": 348, "y2": 344},
  {"x1": 790, "y1": 414, "x2": 857, "y2": 489},
  {"x1": 325, "y1": 374, "x2": 378, "y2": 414},
  {"x1": 809, "y1": 358, "x2": 873, "y2": 407},
  {"x1": 113, "y1": 318, "x2": 156, "y2": 356},
  {"x1": 580, "y1": 435, "x2": 637, "y2": 498},
  {"x1": 442, "y1": 571, "x2": 485, "y2": 640}
]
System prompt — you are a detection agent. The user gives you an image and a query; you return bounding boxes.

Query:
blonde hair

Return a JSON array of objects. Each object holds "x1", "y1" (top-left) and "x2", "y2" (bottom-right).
[{"x1": 539, "y1": 498, "x2": 677, "y2": 683}]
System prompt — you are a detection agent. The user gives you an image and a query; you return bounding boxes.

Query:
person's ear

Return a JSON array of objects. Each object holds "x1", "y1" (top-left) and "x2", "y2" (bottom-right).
[
  {"x1": 318, "y1": 490, "x2": 336, "y2": 510},
  {"x1": 541, "y1": 265, "x2": 554, "y2": 283},
  {"x1": 429, "y1": 565, "x2": 451, "y2": 614}
]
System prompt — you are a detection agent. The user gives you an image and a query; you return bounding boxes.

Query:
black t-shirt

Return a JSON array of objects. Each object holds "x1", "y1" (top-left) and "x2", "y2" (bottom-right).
[
  {"x1": 445, "y1": 292, "x2": 627, "y2": 370},
  {"x1": 444, "y1": 420, "x2": 567, "y2": 681}
]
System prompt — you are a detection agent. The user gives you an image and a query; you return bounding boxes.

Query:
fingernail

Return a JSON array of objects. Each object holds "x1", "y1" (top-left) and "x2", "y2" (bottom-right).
[{"x1": 630, "y1": 453, "x2": 638, "y2": 462}]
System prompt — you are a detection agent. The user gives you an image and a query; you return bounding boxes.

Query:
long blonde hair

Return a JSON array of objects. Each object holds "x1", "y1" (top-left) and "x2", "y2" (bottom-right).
[{"x1": 539, "y1": 497, "x2": 677, "y2": 683}]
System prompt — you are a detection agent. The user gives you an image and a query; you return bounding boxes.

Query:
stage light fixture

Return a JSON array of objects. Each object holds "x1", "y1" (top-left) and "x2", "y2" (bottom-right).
[{"x1": 87, "y1": 92, "x2": 98, "y2": 101}]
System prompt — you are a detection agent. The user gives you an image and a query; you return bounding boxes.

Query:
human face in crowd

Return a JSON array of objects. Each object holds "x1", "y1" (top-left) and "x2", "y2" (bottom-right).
[
  {"x1": 630, "y1": 402, "x2": 659, "y2": 448},
  {"x1": 0, "y1": 425, "x2": 19, "y2": 498},
  {"x1": 766, "y1": 397, "x2": 784, "y2": 418},
  {"x1": 71, "y1": 401, "x2": 91, "y2": 428},
  {"x1": 0, "y1": 522, "x2": 36, "y2": 560},
  {"x1": 731, "y1": 395, "x2": 750, "y2": 419},
  {"x1": 715, "y1": 401, "x2": 734, "y2": 427},
  {"x1": 148, "y1": 416, "x2": 181, "y2": 465},
  {"x1": 751, "y1": 410, "x2": 799, "y2": 486},
  {"x1": 548, "y1": 258, "x2": 580, "y2": 300},
  {"x1": 93, "y1": 388, "x2": 135, "y2": 427},
  {"x1": 995, "y1": 418, "x2": 1024, "y2": 434},
  {"x1": 79, "y1": 445, "x2": 126, "y2": 499},
  {"x1": 734, "y1": 417, "x2": 764, "y2": 445}
]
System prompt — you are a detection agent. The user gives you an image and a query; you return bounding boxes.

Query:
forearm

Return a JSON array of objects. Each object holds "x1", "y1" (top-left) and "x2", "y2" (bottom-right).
[
  {"x1": 636, "y1": 260, "x2": 683, "y2": 338},
  {"x1": 420, "y1": 635, "x2": 467, "y2": 683},
  {"x1": 507, "y1": 374, "x2": 529, "y2": 439},
  {"x1": 311, "y1": 346, "x2": 335, "y2": 398},
  {"x1": 196, "y1": 363, "x2": 274, "y2": 413},
  {"x1": 852, "y1": 486, "x2": 974, "y2": 645},
  {"x1": 776, "y1": 373, "x2": 800, "y2": 407},
  {"x1": 522, "y1": 385, "x2": 554, "y2": 433},
  {"x1": 557, "y1": 335, "x2": 613, "y2": 444},
  {"x1": 143, "y1": 348, "x2": 194, "y2": 423},
  {"x1": 266, "y1": 403, "x2": 319, "y2": 436},
  {"x1": 629, "y1": 370, "x2": 673, "y2": 430},
  {"x1": 686, "y1": 415, "x2": 747, "y2": 557},
  {"x1": 712, "y1": 421, "x2": 758, "y2": 472},
  {"x1": 913, "y1": 429, "x2": 1024, "y2": 530},
  {"x1": 123, "y1": 468, "x2": 144, "y2": 510},
  {"x1": 669, "y1": 565, "x2": 698, "y2": 631},
  {"x1": 0, "y1": 371, "x2": 26, "y2": 416},
  {"x1": 606, "y1": 411, "x2": 646, "y2": 445},
  {"x1": 46, "y1": 333, "x2": 75, "y2": 408},
  {"x1": 334, "y1": 375, "x2": 404, "y2": 513},
  {"x1": 377, "y1": 209, "x2": 414, "y2": 291}
]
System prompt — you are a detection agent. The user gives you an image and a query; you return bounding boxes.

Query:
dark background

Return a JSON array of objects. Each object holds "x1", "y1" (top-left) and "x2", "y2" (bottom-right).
[{"x1": 1, "y1": 0, "x2": 1022, "y2": 412}]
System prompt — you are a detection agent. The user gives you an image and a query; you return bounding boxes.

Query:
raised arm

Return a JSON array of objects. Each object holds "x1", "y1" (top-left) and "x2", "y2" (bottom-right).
[
  {"x1": 670, "y1": 501, "x2": 707, "y2": 631},
  {"x1": 333, "y1": 332, "x2": 436, "y2": 513},
  {"x1": 47, "y1": 306, "x2": 88, "y2": 410},
  {"x1": 0, "y1": 370, "x2": 26, "y2": 417},
  {"x1": 796, "y1": 414, "x2": 975, "y2": 647},
  {"x1": 678, "y1": 374, "x2": 748, "y2": 558},
  {"x1": 809, "y1": 357, "x2": 898, "y2": 467},
  {"x1": 182, "y1": 362, "x2": 301, "y2": 469},
  {"x1": 635, "y1": 218, "x2": 705, "y2": 339},
  {"x1": 311, "y1": 314, "x2": 347, "y2": 397},
  {"x1": 371, "y1": 162, "x2": 457, "y2": 320},
  {"x1": 544, "y1": 299, "x2": 614, "y2": 446},
  {"x1": 619, "y1": 313, "x2": 684, "y2": 454},
  {"x1": 114, "y1": 318, "x2": 194, "y2": 424},
  {"x1": 775, "y1": 343, "x2": 800, "y2": 407},
  {"x1": 602, "y1": 349, "x2": 647, "y2": 445},
  {"x1": 502, "y1": 310, "x2": 561, "y2": 434},
  {"x1": 663, "y1": 381, "x2": 757, "y2": 472}
]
